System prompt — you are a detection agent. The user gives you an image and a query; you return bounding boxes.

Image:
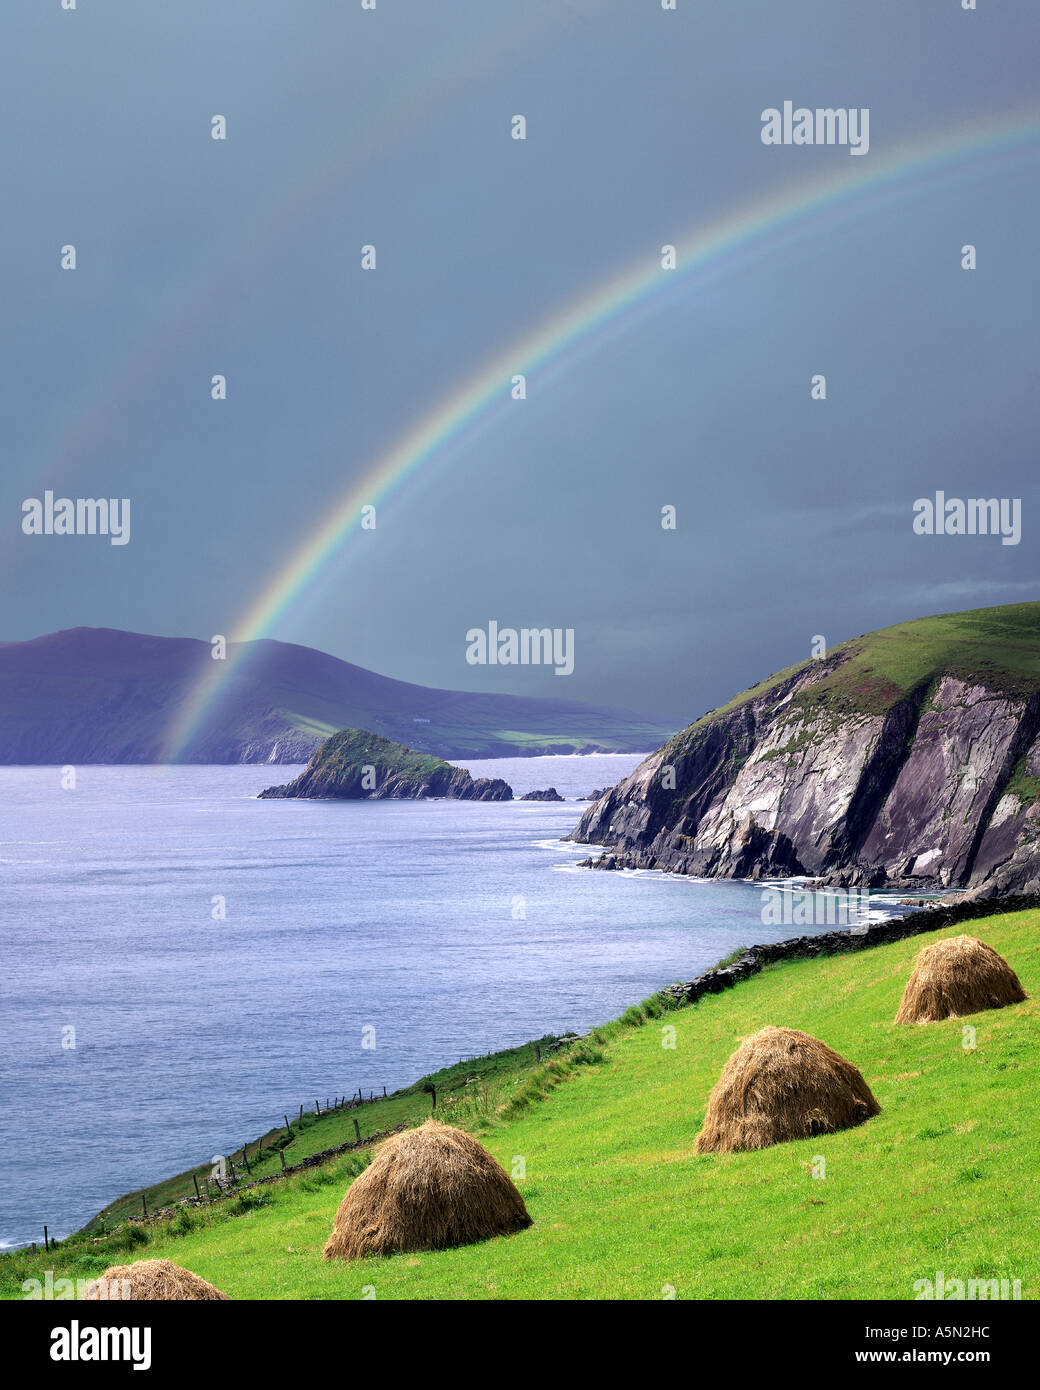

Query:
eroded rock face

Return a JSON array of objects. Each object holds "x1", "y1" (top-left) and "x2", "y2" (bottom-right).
[
  {"x1": 855, "y1": 678, "x2": 1037, "y2": 886},
  {"x1": 567, "y1": 664, "x2": 1040, "y2": 893},
  {"x1": 519, "y1": 787, "x2": 564, "y2": 802},
  {"x1": 970, "y1": 730, "x2": 1040, "y2": 894}
]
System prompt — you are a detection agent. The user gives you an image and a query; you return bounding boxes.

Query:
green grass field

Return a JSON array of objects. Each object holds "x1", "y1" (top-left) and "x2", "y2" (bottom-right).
[{"x1": 6, "y1": 909, "x2": 1038, "y2": 1301}]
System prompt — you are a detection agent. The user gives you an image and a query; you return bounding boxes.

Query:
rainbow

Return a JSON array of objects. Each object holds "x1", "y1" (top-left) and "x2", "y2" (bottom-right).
[{"x1": 162, "y1": 110, "x2": 1040, "y2": 761}]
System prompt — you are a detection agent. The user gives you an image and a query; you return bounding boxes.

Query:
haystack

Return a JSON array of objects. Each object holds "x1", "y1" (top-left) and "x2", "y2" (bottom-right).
[
  {"x1": 83, "y1": 1258, "x2": 228, "y2": 1300},
  {"x1": 695, "y1": 1026, "x2": 880, "y2": 1154},
  {"x1": 323, "y1": 1119, "x2": 531, "y2": 1261},
  {"x1": 895, "y1": 935, "x2": 1027, "y2": 1024}
]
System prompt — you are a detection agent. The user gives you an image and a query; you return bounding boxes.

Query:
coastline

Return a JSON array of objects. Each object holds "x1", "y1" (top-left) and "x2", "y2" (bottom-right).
[{"x1": 25, "y1": 887, "x2": 1036, "y2": 1254}]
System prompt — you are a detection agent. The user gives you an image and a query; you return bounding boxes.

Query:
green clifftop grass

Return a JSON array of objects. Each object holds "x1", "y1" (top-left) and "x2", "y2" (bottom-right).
[
  {"x1": 298, "y1": 728, "x2": 452, "y2": 782},
  {"x1": 665, "y1": 603, "x2": 1040, "y2": 764},
  {"x1": 6, "y1": 908, "x2": 1038, "y2": 1301}
]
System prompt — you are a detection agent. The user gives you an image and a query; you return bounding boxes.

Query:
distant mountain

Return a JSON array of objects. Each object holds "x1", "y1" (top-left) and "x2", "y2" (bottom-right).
[
  {"x1": 0, "y1": 627, "x2": 675, "y2": 764},
  {"x1": 258, "y1": 729, "x2": 514, "y2": 800},
  {"x1": 569, "y1": 603, "x2": 1040, "y2": 896}
]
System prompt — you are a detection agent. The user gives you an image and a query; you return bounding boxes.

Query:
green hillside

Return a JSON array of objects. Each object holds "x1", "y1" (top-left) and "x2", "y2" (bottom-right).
[
  {"x1": 0, "y1": 628, "x2": 675, "y2": 763},
  {"x1": 285, "y1": 727, "x2": 450, "y2": 784},
  {"x1": 669, "y1": 602, "x2": 1040, "y2": 760},
  {"x1": 6, "y1": 908, "x2": 1037, "y2": 1301},
  {"x1": 76, "y1": 1036, "x2": 562, "y2": 1233}
]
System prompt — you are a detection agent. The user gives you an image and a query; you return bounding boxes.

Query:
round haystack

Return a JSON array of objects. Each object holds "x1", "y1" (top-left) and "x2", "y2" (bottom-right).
[
  {"x1": 895, "y1": 935, "x2": 1027, "y2": 1024},
  {"x1": 83, "y1": 1258, "x2": 228, "y2": 1301},
  {"x1": 695, "y1": 1026, "x2": 881, "y2": 1154},
  {"x1": 323, "y1": 1119, "x2": 532, "y2": 1261}
]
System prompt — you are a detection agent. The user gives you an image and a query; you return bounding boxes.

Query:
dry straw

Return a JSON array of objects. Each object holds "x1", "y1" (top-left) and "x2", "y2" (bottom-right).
[
  {"x1": 895, "y1": 934, "x2": 1027, "y2": 1024},
  {"x1": 695, "y1": 1025, "x2": 880, "y2": 1154},
  {"x1": 323, "y1": 1118, "x2": 532, "y2": 1261},
  {"x1": 83, "y1": 1258, "x2": 229, "y2": 1301}
]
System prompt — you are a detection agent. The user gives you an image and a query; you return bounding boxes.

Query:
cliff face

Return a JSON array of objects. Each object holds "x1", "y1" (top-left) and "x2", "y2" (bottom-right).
[
  {"x1": 567, "y1": 605, "x2": 1040, "y2": 896},
  {"x1": 258, "y1": 728, "x2": 513, "y2": 801}
]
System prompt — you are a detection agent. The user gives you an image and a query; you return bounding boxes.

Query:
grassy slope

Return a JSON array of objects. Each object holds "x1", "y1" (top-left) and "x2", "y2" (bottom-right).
[
  {"x1": 299, "y1": 728, "x2": 452, "y2": 782},
  {"x1": 258, "y1": 671, "x2": 675, "y2": 759},
  {"x1": 82, "y1": 1038, "x2": 558, "y2": 1231},
  {"x1": 663, "y1": 603, "x2": 1040, "y2": 764},
  {"x1": 8, "y1": 909, "x2": 1038, "y2": 1301},
  {"x1": 272, "y1": 706, "x2": 673, "y2": 759},
  {"x1": 274, "y1": 718, "x2": 670, "y2": 760}
]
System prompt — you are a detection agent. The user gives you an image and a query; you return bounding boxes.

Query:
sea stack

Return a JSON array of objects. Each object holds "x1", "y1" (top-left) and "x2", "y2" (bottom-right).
[{"x1": 259, "y1": 728, "x2": 513, "y2": 801}]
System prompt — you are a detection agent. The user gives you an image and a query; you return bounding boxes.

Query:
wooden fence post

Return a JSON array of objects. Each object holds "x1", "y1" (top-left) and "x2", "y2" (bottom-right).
[
  {"x1": 43, "y1": 1226, "x2": 49, "y2": 1252},
  {"x1": 353, "y1": 1118, "x2": 361, "y2": 1142}
]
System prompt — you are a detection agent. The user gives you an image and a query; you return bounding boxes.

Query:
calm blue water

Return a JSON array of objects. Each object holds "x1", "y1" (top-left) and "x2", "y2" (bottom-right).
[{"x1": 0, "y1": 756, "x2": 884, "y2": 1245}]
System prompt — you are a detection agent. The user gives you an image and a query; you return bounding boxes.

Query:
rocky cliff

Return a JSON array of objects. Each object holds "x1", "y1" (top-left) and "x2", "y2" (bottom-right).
[
  {"x1": 258, "y1": 728, "x2": 513, "y2": 801},
  {"x1": 567, "y1": 603, "x2": 1040, "y2": 896}
]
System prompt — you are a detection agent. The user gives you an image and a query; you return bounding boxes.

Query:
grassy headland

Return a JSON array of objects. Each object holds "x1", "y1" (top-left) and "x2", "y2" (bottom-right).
[{"x1": 664, "y1": 602, "x2": 1040, "y2": 764}]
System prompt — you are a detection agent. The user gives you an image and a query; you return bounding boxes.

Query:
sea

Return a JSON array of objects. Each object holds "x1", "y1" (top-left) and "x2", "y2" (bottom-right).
[{"x1": 0, "y1": 755, "x2": 905, "y2": 1246}]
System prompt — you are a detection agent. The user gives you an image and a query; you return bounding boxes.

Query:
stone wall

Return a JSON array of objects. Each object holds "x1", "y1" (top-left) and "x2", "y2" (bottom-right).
[{"x1": 662, "y1": 894, "x2": 1040, "y2": 1006}]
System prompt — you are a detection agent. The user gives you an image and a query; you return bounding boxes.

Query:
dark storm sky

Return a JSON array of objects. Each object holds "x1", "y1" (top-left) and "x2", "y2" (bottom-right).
[{"x1": 2, "y1": 0, "x2": 1038, "y2": 723}]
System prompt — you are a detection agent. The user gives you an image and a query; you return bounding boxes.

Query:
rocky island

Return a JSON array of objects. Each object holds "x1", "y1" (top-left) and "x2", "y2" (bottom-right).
[
  {"x1": 259, "y1": 728, "x2": 513, "y2": 801},
  {"x1": 568, "y1": 603, "x2": 1040, "y2": 897}
]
